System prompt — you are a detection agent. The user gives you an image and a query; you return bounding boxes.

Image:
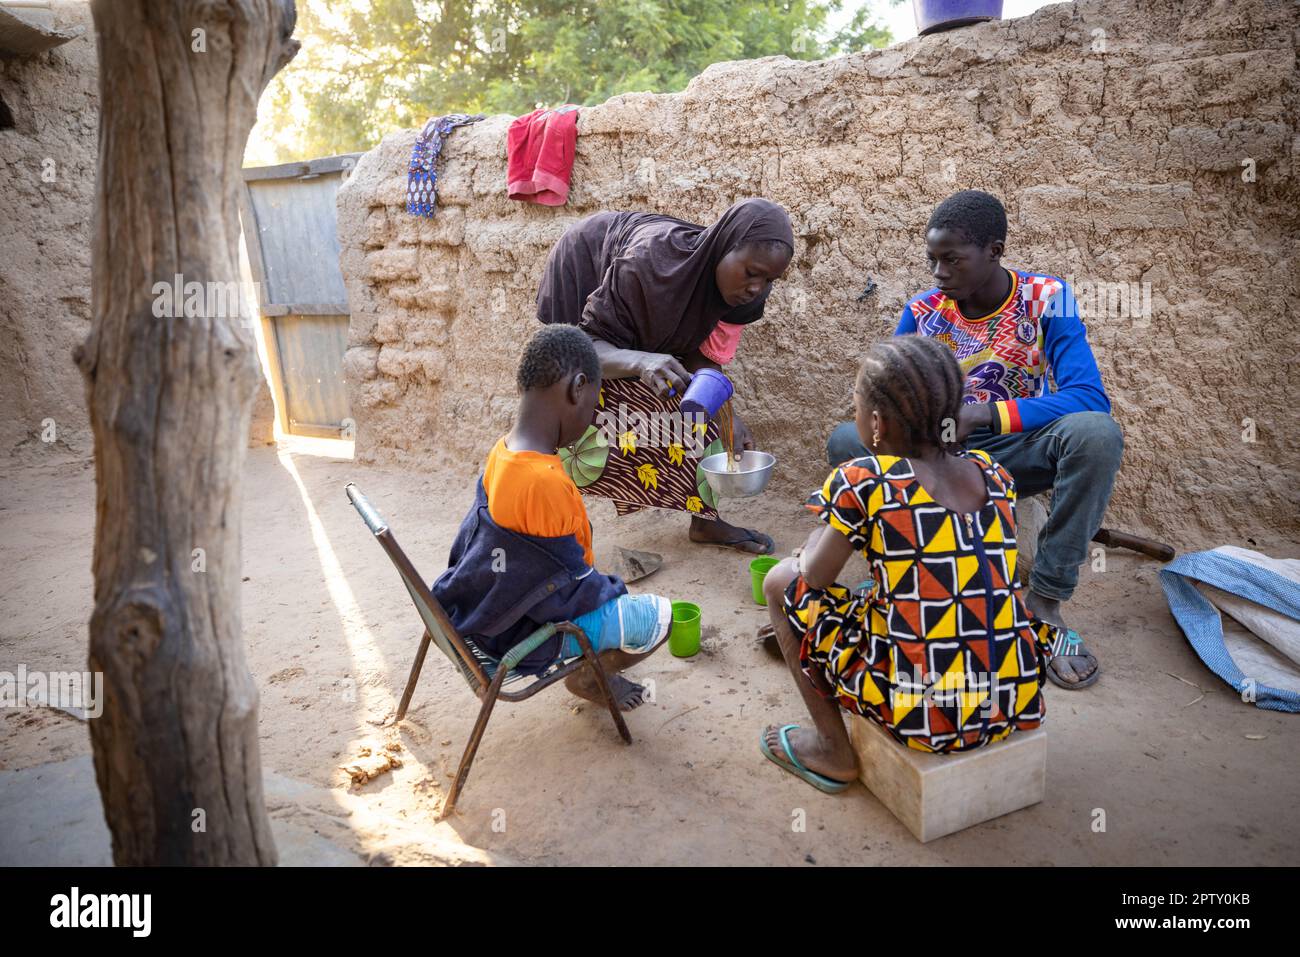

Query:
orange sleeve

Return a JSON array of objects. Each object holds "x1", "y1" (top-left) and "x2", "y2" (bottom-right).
[{"x1": 485, "y1": 445, "x2": 594, "y2": 567}]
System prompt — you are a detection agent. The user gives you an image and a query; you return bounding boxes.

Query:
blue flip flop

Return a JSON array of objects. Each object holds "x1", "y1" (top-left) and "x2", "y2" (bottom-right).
[{"x1": 759, "y1": 724, "x2": 852, "y2": 794}]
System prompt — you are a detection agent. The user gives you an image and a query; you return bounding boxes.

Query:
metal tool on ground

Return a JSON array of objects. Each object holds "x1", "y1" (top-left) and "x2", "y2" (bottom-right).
[
  {"x1": 615, "y1": 546, "x2": 663, "y2": 583},
  {"x1": 1092, "y1": 527, "x2": 1176, "y2": 562}
]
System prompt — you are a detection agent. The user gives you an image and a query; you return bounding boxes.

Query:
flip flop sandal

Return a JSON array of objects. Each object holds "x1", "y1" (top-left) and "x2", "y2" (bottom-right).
[
  {"x1": 1046, "y1": 628, "x2": 1101, "y2": 690},
  {"x1": 697, "y1": 527, "x2": 774, "y2": 555},
  {"x1": 759, "y1": 724, "x2": 852, "y2": 794}
]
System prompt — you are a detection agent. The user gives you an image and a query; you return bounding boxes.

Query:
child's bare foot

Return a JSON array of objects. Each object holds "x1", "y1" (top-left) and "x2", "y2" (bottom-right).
[
  {"x1": 565, "y1": 669, "x2": 648, "y2": 711},
  {"x1": 761, "y1": 724, "x2": 857, "y2": 782}
]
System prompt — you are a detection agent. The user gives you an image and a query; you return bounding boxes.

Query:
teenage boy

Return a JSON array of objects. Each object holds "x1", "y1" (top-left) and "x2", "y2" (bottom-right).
[{"x1": 827, "y1": 190, "x2": 1122, "y2": 689}]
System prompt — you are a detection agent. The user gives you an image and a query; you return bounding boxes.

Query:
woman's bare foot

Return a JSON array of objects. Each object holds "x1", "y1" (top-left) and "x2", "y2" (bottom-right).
[
  {"x1": 762, "y1": 724, "x2": 857, "y2": 782},
  {"x1": 565, "y1": 668, "x2": 648, "y2": 711},
  {"x1": 688, "y1": 514, "x2": 774, "y2": 554}
]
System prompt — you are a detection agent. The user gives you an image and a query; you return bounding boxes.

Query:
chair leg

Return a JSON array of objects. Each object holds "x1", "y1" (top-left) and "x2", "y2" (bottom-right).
[
  {"x1": 571, "y1": 627, "x2": 632, "y2": 745},
  {"x1": 395, "y1": 630, "x2": 433, "y2": 723},
  {"x1": 441, "y1": 669, "x2": 507, "y2": 820}
]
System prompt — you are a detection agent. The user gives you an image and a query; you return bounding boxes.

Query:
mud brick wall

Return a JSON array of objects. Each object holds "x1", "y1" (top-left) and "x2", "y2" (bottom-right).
[
  {"x1": 0, "y1": 1, "x2": 97, "y2": 460},
  {"x1": 337, "y1": 0, "x2": 1299, "y2": 544},
  {"x1": 0, "y1": 0, "x2": 277, "y2": 459}
]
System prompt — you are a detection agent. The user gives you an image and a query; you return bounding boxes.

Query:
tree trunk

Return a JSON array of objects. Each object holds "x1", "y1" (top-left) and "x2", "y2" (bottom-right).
[{"x1": 75, "y1": 0, "x2": 298, "y2": 866}]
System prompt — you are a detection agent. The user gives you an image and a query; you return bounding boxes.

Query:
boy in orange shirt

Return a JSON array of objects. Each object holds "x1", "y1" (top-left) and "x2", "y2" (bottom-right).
[{"x1": 434, "y1": 325, "x2": 672, "y2": 710}]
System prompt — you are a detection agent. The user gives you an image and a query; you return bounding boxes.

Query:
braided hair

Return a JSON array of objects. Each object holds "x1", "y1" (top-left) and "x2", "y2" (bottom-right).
[{"x1": 855, "y1": 335, "x2": 966, "y2": 451}]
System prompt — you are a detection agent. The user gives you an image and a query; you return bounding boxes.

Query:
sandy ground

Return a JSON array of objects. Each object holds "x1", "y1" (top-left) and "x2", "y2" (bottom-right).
[{"x1": 2, "y1": 443, "x2": 1298, "y2": 866}]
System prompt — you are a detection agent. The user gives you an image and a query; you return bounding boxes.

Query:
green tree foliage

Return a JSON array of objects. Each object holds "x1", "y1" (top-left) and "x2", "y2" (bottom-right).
[{"x1": 250, "y1": 0, "x2": 900, "y2": 163}]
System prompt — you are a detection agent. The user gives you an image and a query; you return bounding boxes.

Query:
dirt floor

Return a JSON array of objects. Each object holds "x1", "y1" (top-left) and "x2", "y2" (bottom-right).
[{"x1": 2, "y1": 443, "x2": 1298, "y2": 866}]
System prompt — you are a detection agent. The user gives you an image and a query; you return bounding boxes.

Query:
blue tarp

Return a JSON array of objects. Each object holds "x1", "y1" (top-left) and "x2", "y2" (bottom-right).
[{"x1": 1161, "y1": 548, "x2": 1300, "y2": 713}]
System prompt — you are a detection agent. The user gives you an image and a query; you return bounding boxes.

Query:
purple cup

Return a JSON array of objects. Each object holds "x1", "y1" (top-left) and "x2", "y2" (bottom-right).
[
  {"x1": 914, "y1": 0, "x2": 1002, "y2": 35},
  {"x1": 679, "y1": 368, "x2": 734, "y2": 419}
]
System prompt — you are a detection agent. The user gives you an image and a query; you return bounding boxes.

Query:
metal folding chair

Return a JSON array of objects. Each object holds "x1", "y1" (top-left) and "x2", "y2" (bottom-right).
[{"x1": 345, "y1": 483, "x2": 631, "y2": 818}]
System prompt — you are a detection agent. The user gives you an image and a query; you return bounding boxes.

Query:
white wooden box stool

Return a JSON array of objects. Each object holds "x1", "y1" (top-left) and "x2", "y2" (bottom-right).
[{"x1": 848, "y1": 716, "x2": 1046, "y2": 843}]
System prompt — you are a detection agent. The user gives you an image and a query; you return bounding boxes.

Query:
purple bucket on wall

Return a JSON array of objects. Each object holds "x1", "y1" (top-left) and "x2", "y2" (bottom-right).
[
  {"x1": 914, "y1": 0, "x2": 1004, "y2": 36},
  {"x1": 679, "y1": 368, "x2": 734, "y2": 420}
]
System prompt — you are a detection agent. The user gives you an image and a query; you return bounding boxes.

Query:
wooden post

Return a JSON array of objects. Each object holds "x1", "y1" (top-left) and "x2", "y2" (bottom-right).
[{"x1": 74, "y1": 0, "x2": 298, "y2": 865}]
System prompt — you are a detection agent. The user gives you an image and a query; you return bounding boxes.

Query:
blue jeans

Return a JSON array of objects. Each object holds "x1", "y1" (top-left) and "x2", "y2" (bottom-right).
[{"x1": 825, "y1": 411, "x2": 1123, "y2": 601}]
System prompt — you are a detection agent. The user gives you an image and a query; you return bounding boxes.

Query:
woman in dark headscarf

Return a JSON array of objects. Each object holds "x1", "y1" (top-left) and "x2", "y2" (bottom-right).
[{"x1": 537, "y1": 198, "x2": 794, "y2": 554}]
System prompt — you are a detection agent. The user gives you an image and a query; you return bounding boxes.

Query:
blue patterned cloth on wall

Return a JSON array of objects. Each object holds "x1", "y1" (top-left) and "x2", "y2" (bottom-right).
[{"x1": 407, "y1": 113, "x2": 486, "y2": 217}]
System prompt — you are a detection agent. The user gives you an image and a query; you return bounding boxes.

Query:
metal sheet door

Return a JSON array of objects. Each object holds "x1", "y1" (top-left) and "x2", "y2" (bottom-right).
[{"x1": 239, "y1": 153, "x2": 361, "y2": 438}]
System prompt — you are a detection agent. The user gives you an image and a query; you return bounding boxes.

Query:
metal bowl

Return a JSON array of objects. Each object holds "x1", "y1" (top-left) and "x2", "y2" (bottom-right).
[{"x1": 699, "y1": 450, "x2": 776, "y2": 499}]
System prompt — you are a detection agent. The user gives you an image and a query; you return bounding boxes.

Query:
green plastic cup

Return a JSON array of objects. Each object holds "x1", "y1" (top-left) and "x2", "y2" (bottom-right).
[
  {"x1": 669, "y1": 601, "x2": 702, "y2": 658},
  {"x1": 750, "y1": 556, "x2": 781, "y2": 605}
]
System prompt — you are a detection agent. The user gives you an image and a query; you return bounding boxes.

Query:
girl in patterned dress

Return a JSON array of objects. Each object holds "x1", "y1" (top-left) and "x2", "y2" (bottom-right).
[{"x1": 760, "y1": 336, "x2": 1061, "y2": 793}]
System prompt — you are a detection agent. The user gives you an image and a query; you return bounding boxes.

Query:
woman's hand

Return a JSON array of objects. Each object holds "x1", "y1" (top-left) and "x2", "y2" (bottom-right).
[
  {"x1": 636, "y1": 352, "x2": 692, "y2": 398},
  {"x1": 590, "y1": 338, "x2": 691, "y2": 397},
  {"x1": 732, "y1": 410, "x2": 756, "y2": 456}
]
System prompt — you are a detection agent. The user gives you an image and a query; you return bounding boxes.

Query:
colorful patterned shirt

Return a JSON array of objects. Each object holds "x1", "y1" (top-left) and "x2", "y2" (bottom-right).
[
  {"x1": 896, "y1": 268, "x2": 1110, "y2": 434},
  {"x1": 785, "y1": 451, "x2": 1057, "y2": 753}
]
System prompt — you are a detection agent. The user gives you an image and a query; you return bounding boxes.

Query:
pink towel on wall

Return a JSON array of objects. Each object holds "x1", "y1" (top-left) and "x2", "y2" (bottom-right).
[
  {"x1": 699, "y1": 322, "x2": 743, "y2": 365},
  {"x1": 507, "y1": 106, "x2": 579, "y2": 206}
]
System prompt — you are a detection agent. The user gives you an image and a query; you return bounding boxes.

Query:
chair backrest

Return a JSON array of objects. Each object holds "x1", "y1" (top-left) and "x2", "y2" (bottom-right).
[{"x1": 345, "y1": 483, "x2": 490, "y2": 692}]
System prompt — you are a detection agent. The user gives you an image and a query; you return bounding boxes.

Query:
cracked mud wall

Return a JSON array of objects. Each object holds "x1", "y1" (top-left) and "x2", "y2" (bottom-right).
[
  {"x1": 338, "y1": 0, "x2": 1298, "y2": 544},
  {"x1": 0, "y1": 1, "x2": 96, "y2": 461},
  {"x1": 1, "y1": 0, "x2": 277, "y2": 461}
]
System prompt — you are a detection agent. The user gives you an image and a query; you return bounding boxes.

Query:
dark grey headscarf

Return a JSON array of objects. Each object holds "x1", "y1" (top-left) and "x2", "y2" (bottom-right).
[{"x1": 536, "y1": 198, "x2": 794, "y2": 357}]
